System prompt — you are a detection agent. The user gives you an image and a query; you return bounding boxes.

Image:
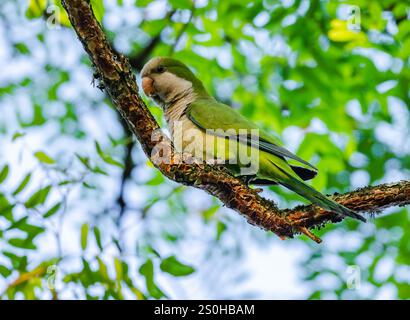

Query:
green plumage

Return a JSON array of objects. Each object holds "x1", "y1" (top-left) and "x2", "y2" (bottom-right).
[
  {"x1": 186, "y1": 98, "x2": 365, "y2": 222},
  {"x1": 144, "y1": 57, "x2": 366, "y2": 222}
]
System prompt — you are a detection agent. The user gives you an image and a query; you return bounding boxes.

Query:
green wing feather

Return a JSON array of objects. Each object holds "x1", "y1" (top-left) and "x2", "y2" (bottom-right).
[
  {"x1": 186, "y1": 99, "x2": 365, "y2": 222},
  {"x1": 186, "y1": 98, "x2": 317, "y2": 172}
]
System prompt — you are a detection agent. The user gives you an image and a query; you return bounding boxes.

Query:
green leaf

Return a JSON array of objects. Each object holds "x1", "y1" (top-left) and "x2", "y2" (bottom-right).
[
  {"x1": 307, "y1": 291, "x2": 322, "y2": 300},
  {"x1": 50, "y1": 0, "x2": 71, "y2": 27},
  {"x1": 91, "y1": 167, "x2": 108, "y2": 176},
  {"x1": 135, "y1": 0, "x2": 151, "y2": 7},
  {"x1": 25, "y1": 185, "x2": 52, "y2": 208},
  {"x1": 169, "y1": 0, "x2": 192, "y2": 10},
  {"x1": 141, "y1": 245, "x2": 161, "y2": 258},
  {"x1": 12, "y1": 132, "x2": 25, "y2": 141},
  {"x1": 216, "y1": 221, "x2": 227, "y2": 241},
  {"x1": 6, "y1": 216, "x2": 29, "y2": 231},
  {"x1": 202, "y1": 205, "x2": 220, "y2": 221},
  {"x1": 97, "y1": 257, "x2": 110, "y2": 282},
  {"x1": 14, "y1": 43, "x2": 30, "y2": 55},
  {"x1": 93, "y1": 227, "x2": 103, "y2": 251},
  {"x1": 103, "y1": 157, "x2": 124, "y2": 168},
  {"x1": 26, "y1": 0, "x2": 47, "y2": 19},
  {"x1": 43, "y1": 202, "x2": 62, "y2": 218},
  {"x1": 12, "y1": 173, "x2": 32, "y2": 196},
  {"x1": 34, "y1": 151, "x2": 56, "y2": 165},
  {"x1": 75, "y1": 154, "x2": 92, "y2": 169},
  {"x1": 0, "y1": 265, "x2": 12, "y2": 278},
  {"x1": 8, "y1": 237, "x2": 36, "y2": 250},
  {"x1": 18, "y1": 222, "x2": 45, "y2": 238},
  {"x1": 6, "y1": 216, "x2": 45, "y2": 240},
  {"x1": 146, "y1": 173, "x2": 165, "y2": 186},
  {"x1": 76, "y1": 153, "x2": 109, "y2": 176},
  {"x1": 18, "y1": 103, "x2": 46, "y2": 127},
  {"x1": 3, "y1": 252, "x2": 27, "y2": 271},
  {"x1": 90, "y1": 0, "x2": 105, "y2": 23},
  {"x1": 81, "y1": 223, "x2": 89, "y2": 251},
  {"x1": 114, "y1": 257, "x2": 123, "y2": 281},
  {"x1": 0, "y1": 164, "x2": 9, "y2": 184},
  {"x1": 95, "y1": 142, "x2": 124, "y2": 169},
  {"x1": 83, "y1": 182, "x2": 97, "y2": 189},
  {"x1": 112, "y1": 237, "x2": 122, "y2": 252},
  {"x1": 160, "y1": 256, "x2": 195, "y2": 277},
  {"x1": 0, "y1": 194, "x2": 14, "y2": 221},
  {"x1": 58, "y1": 180, "x2": 75, "y2": 186},
  {"x1": 139, "y1": 259, "x2": 165, "y2": 299}
]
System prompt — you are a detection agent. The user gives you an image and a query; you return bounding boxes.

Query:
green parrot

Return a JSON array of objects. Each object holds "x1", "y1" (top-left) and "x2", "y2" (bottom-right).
[{"x1": 141, "y1": 57, "x2": 365, "y2": 222}]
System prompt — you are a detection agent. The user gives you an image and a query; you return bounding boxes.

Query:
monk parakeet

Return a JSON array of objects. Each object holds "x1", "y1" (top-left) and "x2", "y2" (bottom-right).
[{"x1": 141, "y1": 57, "x2": 365, "y2": 222}]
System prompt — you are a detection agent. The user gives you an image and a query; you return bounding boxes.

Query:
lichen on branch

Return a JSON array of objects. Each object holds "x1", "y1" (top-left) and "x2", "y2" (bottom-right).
[{"x1": 61, "y1": 0, "x2": 410, "y2": 243}]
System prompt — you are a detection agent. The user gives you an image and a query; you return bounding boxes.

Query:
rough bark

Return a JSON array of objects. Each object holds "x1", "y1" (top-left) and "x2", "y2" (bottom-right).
[{"x1": 61, "y1": 0, "x2": 410, "y2": 243}]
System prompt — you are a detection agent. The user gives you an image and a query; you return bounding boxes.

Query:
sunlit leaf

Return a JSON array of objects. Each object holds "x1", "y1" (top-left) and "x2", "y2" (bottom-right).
[
  {"x1": 50, "y1": 0, "x2": 72, "y2": 27},
  {"x1": 8, "y1": 238, "x2": 36, "y2": 250},
  {"x1": 12, "y1": 173, "x2": 32, "y2": 196},
  {"x1": 114, "y1": 257, "x2": 123, "y2": 281},
  {"x1": 202, "y1": 205, "x2": 220, "y2": 221},
  {"x1": 14, "y1": 43, "x2": 30, "y2": 55},
  {"x1": 34, "y1": 151, "x2": 56, "y2": 165},
  {"x1": 169, "y1": 0, "x2": 192, "y2": 10},
  {"x1": 26, "y1": 0, "x2": 47, "y2": 19},
  {"x1": 93, "y1": 227, "x2": 103, "y2": 251},
  {"x1": 91, "y1": 0, "x2": 105, "y2": 22},
  {"x1": 95, "y1": 141, "x2": 124, "y2": 168},
  {"x1": 0, "y1": 164, "x2": 9, "y2": 184},
  {"x1": 139, "y1": 259, "x2": 165, "y2": 299},
  {"x1": 81, "y1": 223, "x2": 89, "y2": 251},
  {"x1": 25, "y1": 186, "x2": 52, "y2": 208},
  {"x1": 160, "y1": 256, "x2": 195, "y2": 277},
  {"x1": 0, "y1": 265, "x2": 12, "y2": 278},
  {"x1": 11, "y1": 132, "x2": 26, "y2": 141},
  {"x1": 43, "y1": 202, "x2": 62, "y2": 218},
  {"x1": 216, "y1": 221, "x2": 227, "y2": 241},
  {"x1": 0, "y1": 194, "x2": 14, "y2": 221}
]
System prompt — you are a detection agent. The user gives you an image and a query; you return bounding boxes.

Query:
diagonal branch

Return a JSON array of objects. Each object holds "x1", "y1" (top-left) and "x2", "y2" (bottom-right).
[{"x1": 61, "y1": 0, "x2": 410, "y2": 243}]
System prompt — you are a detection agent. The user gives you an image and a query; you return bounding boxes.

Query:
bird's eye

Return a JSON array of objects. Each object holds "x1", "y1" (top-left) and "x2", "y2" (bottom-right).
[{"x1": 155, "y1": 65, "x2": 165, "y2": 73}]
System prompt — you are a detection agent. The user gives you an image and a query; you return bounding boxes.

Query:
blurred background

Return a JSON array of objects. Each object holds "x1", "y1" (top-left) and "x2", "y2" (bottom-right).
[{"x1": 0, "y1": 0, "x2": 409, "y2": 299}]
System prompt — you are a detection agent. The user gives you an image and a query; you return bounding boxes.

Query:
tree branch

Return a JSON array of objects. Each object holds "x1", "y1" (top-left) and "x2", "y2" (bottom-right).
[
  {"x1": 284, "y1": 181, "x2": 410, "y2": 228},
  {"x1": 61, "y1": 0, "x2": 410, "y2": 243}
]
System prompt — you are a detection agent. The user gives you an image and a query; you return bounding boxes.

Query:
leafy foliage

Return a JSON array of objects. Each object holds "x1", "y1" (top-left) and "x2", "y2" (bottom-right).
[{"x1": 0, "y1": 0, "x2": 408, "y2": 299}]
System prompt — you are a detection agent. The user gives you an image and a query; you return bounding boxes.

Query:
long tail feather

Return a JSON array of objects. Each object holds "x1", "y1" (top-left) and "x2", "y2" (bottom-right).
[{"x1": 278, "y1": 173, "x2": 366, "y2": 222}]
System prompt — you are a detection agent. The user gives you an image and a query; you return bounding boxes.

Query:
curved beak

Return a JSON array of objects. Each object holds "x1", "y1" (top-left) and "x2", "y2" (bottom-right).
[{"x1": 142, "y1": 76, "x2": 155, "y2": 97}]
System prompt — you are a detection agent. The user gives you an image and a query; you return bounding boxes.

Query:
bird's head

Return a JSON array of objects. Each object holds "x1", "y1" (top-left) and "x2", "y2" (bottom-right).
[{"x1": 140, "y1": 57, "x2": 207, "y2": 107}]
